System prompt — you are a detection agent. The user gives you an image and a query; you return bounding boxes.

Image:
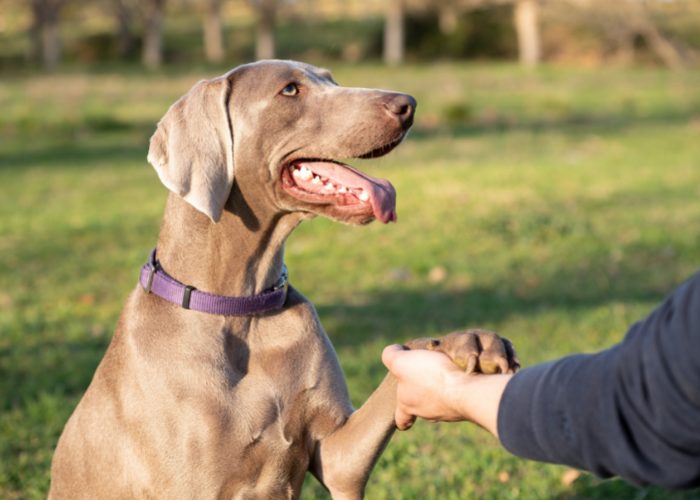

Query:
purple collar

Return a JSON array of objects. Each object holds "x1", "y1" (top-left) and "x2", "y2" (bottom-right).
[{"x1": 139, "y1": 248, "x2": 289, "y2": 316}]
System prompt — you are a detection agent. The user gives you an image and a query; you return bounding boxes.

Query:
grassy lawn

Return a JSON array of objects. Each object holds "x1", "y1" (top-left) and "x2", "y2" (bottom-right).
[{"x1": 1, "y1": 61, "x2": 700, "y2": 499}]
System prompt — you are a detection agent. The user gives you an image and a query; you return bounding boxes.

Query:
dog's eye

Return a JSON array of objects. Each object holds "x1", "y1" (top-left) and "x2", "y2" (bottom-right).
[{"x1": 280, "y1": 83, "x2": 299, "y2": 97}]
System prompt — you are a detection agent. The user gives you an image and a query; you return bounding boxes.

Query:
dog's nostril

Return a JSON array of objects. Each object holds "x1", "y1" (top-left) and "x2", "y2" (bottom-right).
[
  {"x1": 383, "y1": 94, "x2": 416, "y2": 124},
  {"x1": 386, "y1": 102, "x2": 411, "y2": 116}
]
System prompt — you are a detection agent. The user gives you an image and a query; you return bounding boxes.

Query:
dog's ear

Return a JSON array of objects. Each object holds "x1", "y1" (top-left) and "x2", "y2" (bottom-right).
[{"x1": 147, "y1": 75, "x2": 234, "y2": 222}]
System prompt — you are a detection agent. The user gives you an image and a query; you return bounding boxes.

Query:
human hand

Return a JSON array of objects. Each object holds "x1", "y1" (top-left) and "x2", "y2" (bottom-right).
[
  {"x1": 382, "y1": 345, "x2": 470, "y2": 429},
  {"x1": 382, "y1": 345, "x2": 513, "y2": 435}
]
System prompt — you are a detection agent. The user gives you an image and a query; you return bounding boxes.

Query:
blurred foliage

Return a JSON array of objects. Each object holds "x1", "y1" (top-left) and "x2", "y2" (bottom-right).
[
  {"x1": 1, "y1": 0, "x2": 700, "y2": 71},
  {"x1": 405, "y1": 5, "x2": 517, "y2": 61}
]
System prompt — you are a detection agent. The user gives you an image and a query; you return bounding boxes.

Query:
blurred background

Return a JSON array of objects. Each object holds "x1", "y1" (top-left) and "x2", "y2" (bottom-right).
[
  {"x1": 2, "y1": 1, "x2": 700, "y2": 499},
  {"x1": 2, "y1": 0, "x2": 700, "y2": 70}
]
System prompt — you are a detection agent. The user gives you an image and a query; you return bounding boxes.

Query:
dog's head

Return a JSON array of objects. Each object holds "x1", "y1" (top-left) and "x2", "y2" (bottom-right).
[{"x1": 148, "y1": 60, "x2": 416, "y2": 225}]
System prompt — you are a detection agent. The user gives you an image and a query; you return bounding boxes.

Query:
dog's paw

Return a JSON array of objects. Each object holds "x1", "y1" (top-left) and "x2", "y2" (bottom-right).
[{"x1": 405, "y1": 329, "x2": 519, "y2": 374}]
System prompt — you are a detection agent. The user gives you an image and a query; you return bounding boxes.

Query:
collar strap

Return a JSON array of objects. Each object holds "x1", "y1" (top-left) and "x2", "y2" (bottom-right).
[{"x1": 139, "y1": 248, "x2": 288, "y2": 316}]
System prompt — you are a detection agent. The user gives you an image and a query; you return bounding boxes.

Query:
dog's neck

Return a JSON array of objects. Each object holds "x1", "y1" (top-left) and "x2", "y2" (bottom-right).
[{"x1": 155, "y1": 192, "x2": 303, "y2": 297}]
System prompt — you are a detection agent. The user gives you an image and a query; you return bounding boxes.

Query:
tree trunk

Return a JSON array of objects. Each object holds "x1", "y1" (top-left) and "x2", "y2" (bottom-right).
[
  {"x1": 514, "y1": 0, "x2": 541, "y2": 67},
  {"x1": 637, "y1": 20, "x2": 685, "y2": 69},
  {"x1": 113, "y1": 0, "x2": 137, "y2": 59},
  {"x1": 30, "y1": 0, "x2": 64, "y2": 69},
  {"x1": 143, "y1": 0, "x2": 166, "y2": 69},
  {"x1": 438, "y1": 3, "x2": 459, "y2": 36},
  {"x1": 383, "y1": 0, "x2": 404, "y2": 66},
  {"x1": 42, "y1": 16, "x2": 61, "y2": 68},
  {"x1": 255, "y1": 0, "x2": 276, "y2": 60},
  {"x1": 203, "y1": 0, "x2": 225, "y2": 63}
]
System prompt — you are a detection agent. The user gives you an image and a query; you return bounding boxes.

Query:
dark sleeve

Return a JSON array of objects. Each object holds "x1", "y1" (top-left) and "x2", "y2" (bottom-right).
[{"x1": 497, "y1": 271, "x2": 700, "y2": 489}]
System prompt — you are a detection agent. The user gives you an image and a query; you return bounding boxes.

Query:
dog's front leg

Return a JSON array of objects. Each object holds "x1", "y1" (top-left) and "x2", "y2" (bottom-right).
[
  {"x1": 310, "y1": 374, "x2": 399, "y2": 500},
  {"x1": 310, "y1": 328, "x2": 519, "y2": 499}
]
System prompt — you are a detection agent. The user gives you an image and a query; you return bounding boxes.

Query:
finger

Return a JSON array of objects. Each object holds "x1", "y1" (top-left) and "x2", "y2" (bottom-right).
[
  {"x1": 381, "y1": 344, "x2": 406, "y2": 370},
  {"x1": 395, "y1": 407, "x2": 416, "y2": 431}
]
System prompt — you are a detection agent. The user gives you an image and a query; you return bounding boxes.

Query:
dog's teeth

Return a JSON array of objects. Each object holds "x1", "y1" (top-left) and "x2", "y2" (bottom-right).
[
  {"x1": 320, "y1": 182, "x2": 336, "y2": 194},
  {"x1": 311, "y1": 176, "x2": 322, "y2": 185},
  {"x1": 297, "y1": 166, "x2": 313, "y2": 181},
  {"x1": 338, "y1": 186, "x2": 347, "y2": 194},
  {"x1": 358, "y1": 190, "x2": 370, "y2": 202}
]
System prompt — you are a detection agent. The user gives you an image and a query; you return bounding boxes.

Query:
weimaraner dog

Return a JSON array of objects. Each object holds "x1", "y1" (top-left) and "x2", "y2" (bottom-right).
[{"x1": 50, "y1": 60, "x2": 518, "y2": 499}]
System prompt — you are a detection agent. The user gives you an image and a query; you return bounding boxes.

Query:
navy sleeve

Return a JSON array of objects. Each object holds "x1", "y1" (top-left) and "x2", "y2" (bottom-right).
[{"x1": 497, "y1": 271, "x2": 700, "y2": 489}]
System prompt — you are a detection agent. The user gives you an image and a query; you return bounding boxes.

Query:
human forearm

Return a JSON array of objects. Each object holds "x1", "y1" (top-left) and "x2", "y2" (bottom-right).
[
  {"x1": 454, "y1": 373, "x2": 512, "y2": 437},
  {"x1": 497, "y1": 271, "x2": 700, "y2": 489}
]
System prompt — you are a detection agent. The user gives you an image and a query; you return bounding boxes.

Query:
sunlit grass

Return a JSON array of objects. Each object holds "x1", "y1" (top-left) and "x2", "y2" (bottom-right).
[{"x1": 1, "y1": 62, "x2": 699, "y2": 499}]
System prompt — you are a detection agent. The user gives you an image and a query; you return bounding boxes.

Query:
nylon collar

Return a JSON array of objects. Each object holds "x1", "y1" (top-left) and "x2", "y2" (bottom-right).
[{"x1": 139, "y1": 248, "x2": 288, "y2": 316}]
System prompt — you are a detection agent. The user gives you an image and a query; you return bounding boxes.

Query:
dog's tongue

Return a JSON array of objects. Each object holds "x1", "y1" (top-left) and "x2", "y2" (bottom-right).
[{"x1": 295, "y1": 160, "x2": 397, "y2": 223}]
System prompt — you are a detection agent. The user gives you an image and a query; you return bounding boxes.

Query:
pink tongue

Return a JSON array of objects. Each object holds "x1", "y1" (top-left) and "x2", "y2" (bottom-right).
[{"x1": 296, "y1": 161, "x2": 397, "y2": 223}]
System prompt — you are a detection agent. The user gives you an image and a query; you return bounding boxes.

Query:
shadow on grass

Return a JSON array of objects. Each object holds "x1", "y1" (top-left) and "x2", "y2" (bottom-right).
[
  {"x1": 318, "y1": 261, "x2": 687, "y2": 350},
  {"x1": 0, "y1": 121, "x2": 153, "y2": 171},
  {"x1": 1, "y1": 335, "x2": 109, "y2": 411},
  {"x1": 0, "y1": 143, "x2": 148, "y2": 171},
  {"x1": 316, "y1": 283, "x2": 665, "y2": 351},
  {"x1": 3, "y1": 101, "x2": 699, "y2": 172},
  {"x1": 411, "y1": 105, "x2": 700, "y2": 141}
]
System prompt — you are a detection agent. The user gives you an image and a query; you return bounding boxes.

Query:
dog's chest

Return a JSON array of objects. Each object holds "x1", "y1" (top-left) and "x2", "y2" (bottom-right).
[
  {"x1": 200, "y1": 351, "x2": 346, "y2": 496},
  {"x1": 219, "y1": 345, "x2": 347, "y2": 446},
  {"x1": 154, "y1": 310, "x2": 352, "y2": 493},
  {"x1": 222, "y1": 371, "x2": 308, "y2": 446}
]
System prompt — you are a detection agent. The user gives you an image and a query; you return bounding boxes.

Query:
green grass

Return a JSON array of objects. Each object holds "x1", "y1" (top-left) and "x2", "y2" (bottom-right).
[{"x1": 2, "y1": 62, "x2": 700, "y2": 499}]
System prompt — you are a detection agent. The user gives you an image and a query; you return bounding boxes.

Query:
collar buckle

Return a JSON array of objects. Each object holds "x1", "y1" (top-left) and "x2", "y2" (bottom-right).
[
  {"x1": 143, "y1": 254, "x2": 157, "y2": 294},
  {"x1": 272, "y1": 265, "x2": 289, "y2": 293}
]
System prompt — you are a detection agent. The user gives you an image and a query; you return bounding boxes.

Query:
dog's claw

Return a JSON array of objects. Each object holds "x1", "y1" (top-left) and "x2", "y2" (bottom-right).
[{"x1": 464, "y1": 354, "x2": 478, "y2": 374}]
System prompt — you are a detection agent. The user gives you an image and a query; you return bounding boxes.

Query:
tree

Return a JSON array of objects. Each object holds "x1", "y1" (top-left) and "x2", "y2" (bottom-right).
[
  {"x1": 249, "y1": 0, "x2": 277, "y2": 60},
  {"x1": 202, "y1": 0, "x2": 225, "y2": 63},
  {"x1": 384, "y1": 0, "x2": 404, "y2": 65},
  {"x1": 111, "y1": 0, "x2": 138, "y2": 59},
  {"x1": 410, "y1": 0, "x2": 541, "y2": 66},
  {"x1": 561, "y1": 0, "x2": 690, "y2": 68},
  {"x1": 513, "y1": 0, "x2": 540, "y2": 67},
  {"x1": 437, "y1": 2, "x2": 459, "y2": 35},
  {"x1": 29, "y1": 0, "x2": 66, "y2": 69},
  {"x1": 142, "y1": 0, "x2": 165, "y2": 69},
  {"x1": 457, "y1": 0, "x2": 541, "y2": 66}
]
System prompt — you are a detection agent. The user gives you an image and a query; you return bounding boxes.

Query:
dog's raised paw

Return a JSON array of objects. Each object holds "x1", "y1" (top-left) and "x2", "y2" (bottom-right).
[{"x1": 405, "y1": 329, "x2": 519, "y2": 375}]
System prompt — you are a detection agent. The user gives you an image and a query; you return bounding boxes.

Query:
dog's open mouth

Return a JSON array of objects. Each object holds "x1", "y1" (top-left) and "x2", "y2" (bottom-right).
[
  {"x1": 280, "y1": 135, "x2": 405, "y2": 224},
  {"x1": 280, "y1": 158, "x2": 398, "y2": 224}
]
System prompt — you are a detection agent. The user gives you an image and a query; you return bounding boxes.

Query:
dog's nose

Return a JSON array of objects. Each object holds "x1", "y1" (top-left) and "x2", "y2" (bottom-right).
[{"x1": 383, "y1": 93, "x2": 416, "y2": 130}]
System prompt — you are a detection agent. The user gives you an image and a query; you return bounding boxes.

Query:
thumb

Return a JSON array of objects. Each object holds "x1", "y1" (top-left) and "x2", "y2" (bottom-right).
[
  {"x1": 395, "y1": 406, "x2": 416, "y2": 431},
  {"x1": 382, "y1": 344, "x2": 406, "y2": 371}
]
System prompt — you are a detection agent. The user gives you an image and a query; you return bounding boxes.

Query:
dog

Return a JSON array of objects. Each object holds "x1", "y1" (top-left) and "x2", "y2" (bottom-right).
[{"x1": 49, "y1": 60, "x2": 517, "y2": 499}]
